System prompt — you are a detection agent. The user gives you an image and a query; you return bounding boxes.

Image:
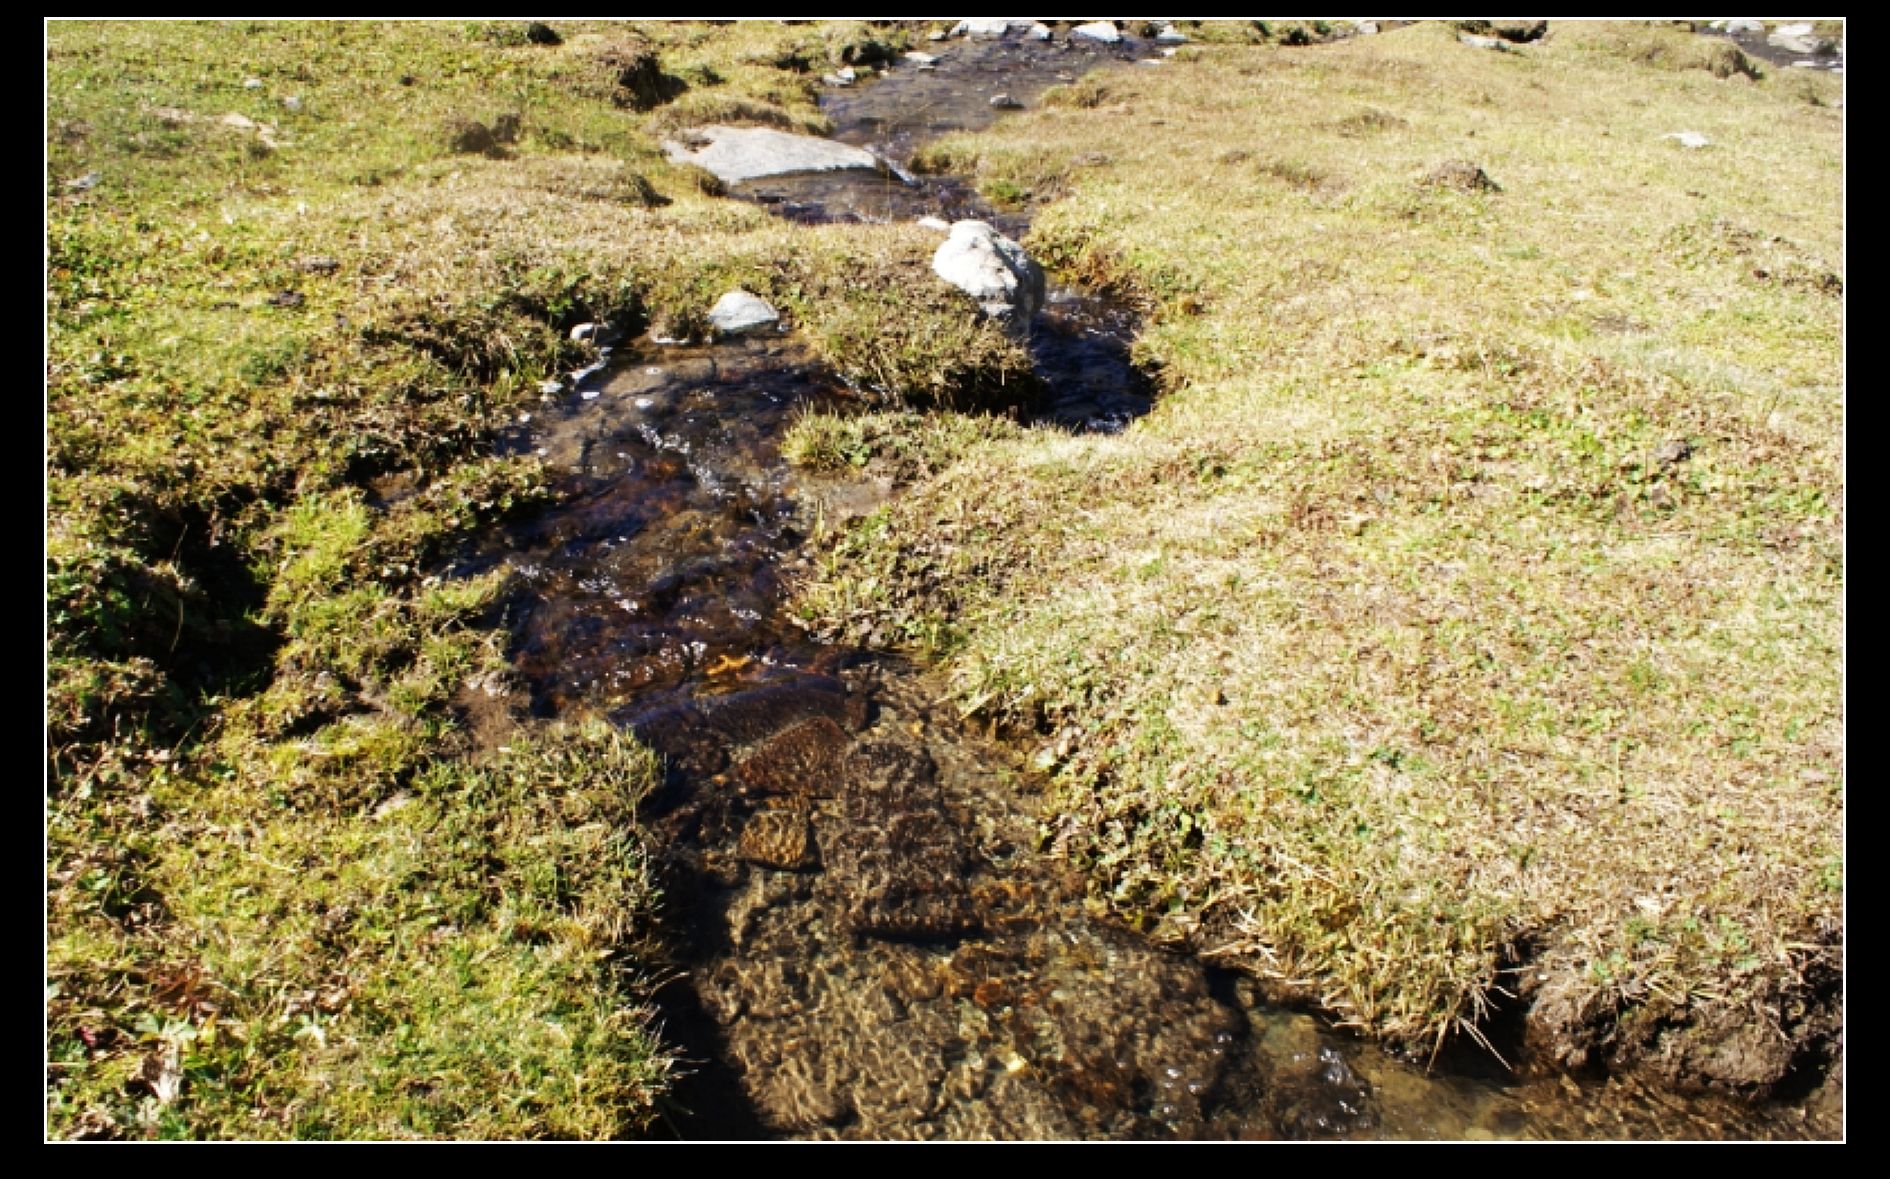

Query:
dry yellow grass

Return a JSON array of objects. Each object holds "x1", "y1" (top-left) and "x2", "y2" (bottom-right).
[{"x1": 794, "y1": 20, "x2": 1842, "y2": 1087}]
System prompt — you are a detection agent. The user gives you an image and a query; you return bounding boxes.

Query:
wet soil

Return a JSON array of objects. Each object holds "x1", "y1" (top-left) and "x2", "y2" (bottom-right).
[{"x1": 460, "y1": 27, "x2": 1840, "y2": 1140}]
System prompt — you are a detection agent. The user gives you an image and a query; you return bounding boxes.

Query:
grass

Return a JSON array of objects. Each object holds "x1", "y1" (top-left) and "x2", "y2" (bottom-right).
[
  {"x1": 788, "y1": 20, "x2": 1842, "y2": 1089},
  {"x1": 46, "y1": 18, "x2": 1024, "y2": 1139}
]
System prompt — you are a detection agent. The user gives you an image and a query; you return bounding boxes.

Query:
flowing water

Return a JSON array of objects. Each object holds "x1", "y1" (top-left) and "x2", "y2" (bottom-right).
[{"x1": 455, "y1": 27, "x2": 1840, "y2": 1140}]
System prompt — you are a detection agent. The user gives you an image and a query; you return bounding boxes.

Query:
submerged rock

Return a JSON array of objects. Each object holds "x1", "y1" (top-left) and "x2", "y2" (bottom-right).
[
  {"x1": 662, "y1": 125, "x2": 883, "y2": 184},
  {"x1": 931, "y1": 220, "x2": 1045, "y2": 326},
  {"x1": 1072, "y1": 21, "x2": 1123, "y2": 44},
  {"x1": 708, "y1": 289, "x2": 781, "y2": 337}
]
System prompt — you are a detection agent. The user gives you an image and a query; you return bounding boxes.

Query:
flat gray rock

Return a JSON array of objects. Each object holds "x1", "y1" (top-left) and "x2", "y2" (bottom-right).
[
  {"x1": 708, "y1": 290, "x2": 780, "y2": 337},
  {"x1": 931, "y1": 220, "x2": 1044, "y2": 327},
  {"x1": 662, "y1": 125, "x2": 882, "y2": 185}
]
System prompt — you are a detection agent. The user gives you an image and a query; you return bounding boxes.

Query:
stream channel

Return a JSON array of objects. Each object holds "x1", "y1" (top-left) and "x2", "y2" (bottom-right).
[{"x1": 451, "y1": 29, "x2": 1838, "y2": 1140}]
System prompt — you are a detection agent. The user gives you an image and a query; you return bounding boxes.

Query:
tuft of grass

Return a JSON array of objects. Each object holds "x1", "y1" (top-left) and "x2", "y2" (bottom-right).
[{"x1": 792, "y1": 20, "x2": 1843, "y2": 1085}]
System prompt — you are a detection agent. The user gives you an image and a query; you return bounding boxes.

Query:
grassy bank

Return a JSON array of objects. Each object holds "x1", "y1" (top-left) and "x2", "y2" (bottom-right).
[
  {"x1": 790, "y1": 21, "x2": 1843, "y2": 1090},
  {"x1": 45, "y1": 18, "x2": 1036, "y2": 1138}
]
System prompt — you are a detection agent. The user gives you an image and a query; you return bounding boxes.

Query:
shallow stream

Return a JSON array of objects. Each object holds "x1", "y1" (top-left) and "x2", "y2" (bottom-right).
[{"x1": 455, "y1": 27, "x2": 1838, "y2": 1140}]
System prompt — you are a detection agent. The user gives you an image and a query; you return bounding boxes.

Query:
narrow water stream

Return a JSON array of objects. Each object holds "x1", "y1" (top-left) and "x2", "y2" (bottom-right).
[{"x1": 454, "y1": 29, "x2": 1837, "y2": 1139}]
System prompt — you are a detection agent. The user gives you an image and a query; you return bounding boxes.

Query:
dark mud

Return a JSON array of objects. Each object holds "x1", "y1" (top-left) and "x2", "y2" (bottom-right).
[{"x1": 462, "y1": 27, "x2": 1840, "y2": 1140}]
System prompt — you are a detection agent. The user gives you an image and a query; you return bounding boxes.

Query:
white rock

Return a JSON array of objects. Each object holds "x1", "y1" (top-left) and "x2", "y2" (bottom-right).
[
  {"x1": 916, "y1": 215, "x2": 952, "y2": 232},
  {"x1": 1774, "y1": 22, "x2": 1813, "y2": 37},
  {"x1": 1072, "y1": 21, "x2": 1122, "y2": 44},
  {"x1": 902, "y1": 51, "x2": 939, "y2": 65},
  {"x1": 707, "y1": 289, "x2": 780, "y2": 337},
  {"x1": 1028, "y1": 22, "x2": 1052, "y2": 41},
  {"x1": 1156, "y1": 24, "x2": 1189, "y2": 43},
  {"x1": 990, "y1": 93, "x2": 1022, "y2": 109},
  {"x1": 1355, "y1": 21, "x2": 1379, "y2": 36},
  {"x1": 1725, "y1": 18, "x2": 1764, "y2": 34},
  {"x1": 1663, "y1": 131, "x2": 1711, "y2": 149},
  {"x1": 243, "y1": 77, "x2": 263, "y2": 89},
  {"x1": 537, "y1": 379, "x2": 562, "y2": 395},
  {"x1": 931, "y1": 220, "x2": 1045, "y2": 326},
  {"x1": 661, "y1": 125, "x2": 883, "y2": 184},
  {"x1": 570, "y1": 322, "x2": 599, "y2": 343},
  {"x1": 282, "y1": 95, "x2": 303, "y2": 113},
  {"x1": 951, "y1": 18, "x2": 1036, "y2": 40},
  {"x1": 1459, "y1": 33, "x2": 1506, "y2": 51},
  {"x1": 822, "y1": 72, "x2": 854, "y2": 87}
]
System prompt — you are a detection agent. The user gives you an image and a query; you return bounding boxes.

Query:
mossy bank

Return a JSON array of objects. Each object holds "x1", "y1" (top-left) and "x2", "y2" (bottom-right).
[{"x1": 46, "y1": 18, "x2": 1037, "y2": 1139}]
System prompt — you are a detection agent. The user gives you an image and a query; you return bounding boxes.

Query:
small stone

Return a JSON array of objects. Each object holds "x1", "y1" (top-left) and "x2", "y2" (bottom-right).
[
  {"x1": 707, "y1": 289, "x2": 780, "y2": 337},
  {"x1": 738, "y1": 809, "x2": 818, "y2": 871},
  {"x1": 932, "y1": 219, "x2": 1045, "y2": 326},
  {"x1": 1459, "y1": 33, "x2": 1507, "y2": 51},
  {"x1": 1725, "y1": 18, "x2": 1764, "y2": 34},
  {"x1": 989, "y1": 93, "x2": 1022, "y2": 109},
  {"x1": 1355, "y1": 21, "x2": 1379, "y2": 35},
  {"x1": 1654, "y1": 439, "x2": 1693, "y2": 467},
  {"x1": 1072, "y1": 21, "x2": 1122, "y2": 44},
  {"x1": 243, "y1": 77, "x2": 263, "y2": 90},
  {"x1": 1155, "y1": 24, "x2": 1189, "y2": 43},
  {"x1": 1027, "y1": 22, "x2": 1052, "y2": 41},
  {"x1": 1774, "y1": 22, "x2": 1813, "y2": 38},
  {"x1": 821, "y1": 72, "x2": 853, "y2": 87},
  {"x1": 902, "y1": 51, "x2": 939, "y2": 65},
  {"x1": 538, "y1": 379, "x2": 563, "y2": 395},
  {"x1": 63, "y1": 171, "x2": 101, "y2": 191},
  {"x1": 950, "y1": 18, "x2": 1036, "y2": 40},
  {"x1": 281, "y1": 95, "x2": 303, "y2": 113},
  {"x1": 1663, "y1": 131, "x2": 1711, "y2": 149},
  {"x1": 570, "y1": 322, "x2": 599, "y2": 343}
]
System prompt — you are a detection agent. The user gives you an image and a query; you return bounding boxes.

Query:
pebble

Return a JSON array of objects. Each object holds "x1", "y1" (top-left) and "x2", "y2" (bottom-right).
[{"x1": 243, "y1": 77, "x2": 263, "y2": 89}]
